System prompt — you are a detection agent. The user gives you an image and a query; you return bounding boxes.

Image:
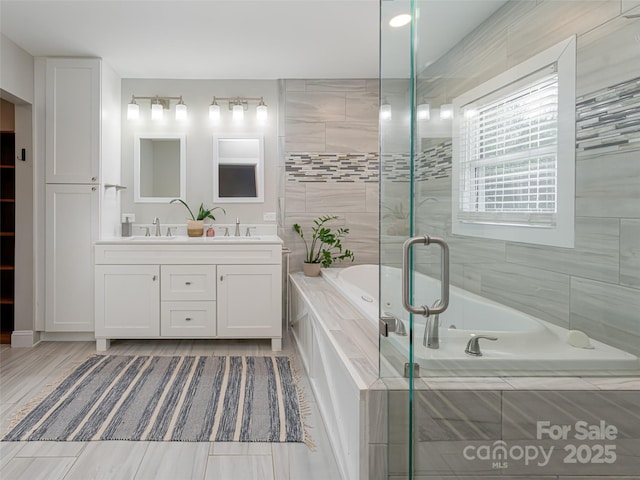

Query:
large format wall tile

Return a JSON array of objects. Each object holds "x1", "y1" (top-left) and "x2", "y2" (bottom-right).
[
  {"x1": 284, "y1": 122, "x2": 325, "y2": 152},
  {"x1": 507, "y1": 0, "x2": 619, "y2": 69},
  {"x1": 305, "y1": 182, "x2": 367, "y2": 213},
  {"x1": 570, "y1": 277, "x2": 640, "y2": 356},
  {"x1": 285, "y1": 91, "x2": 346, "y2": 122},
  {"x1": 473, "y1": 264, "x2": 571, "y2": 328},
  {"x1": 326, "y1": 121, "x2": 378, "y2": 152},
  {"x1": 577, "y1": 12, "x2": 640, "y2": 95},
  {"x1": 506, "y1": 217, "x2": 620, "y2": 284},
  {"x1": 620, "y1": 219, "x2": 640, "y2": 288},
  {"x1": 576, "y1": 149, "x2": 640, "y2": 218},
  {"x1": 305, "y1": 79, "x2": 368, "y2": 92},
  {"x1": 502, "y1": 390, "x2": 640, "y2": 476}
]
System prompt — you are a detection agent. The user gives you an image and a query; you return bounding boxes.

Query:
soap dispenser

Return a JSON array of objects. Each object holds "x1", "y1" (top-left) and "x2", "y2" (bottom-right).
[{"x1": 121, "y1": 213, "x2": 135, "y2": 237}]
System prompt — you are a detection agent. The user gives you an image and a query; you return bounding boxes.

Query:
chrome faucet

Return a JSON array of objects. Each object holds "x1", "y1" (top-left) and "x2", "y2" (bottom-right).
[
  {"x1": 465, "y1": 334, "x2": 498, "y2": 357},
  {"x1": 423, "y1": 299, "x2": 442, "y2": 349},
  {"x1": 382, "y1": 311, "x2": 407, "y2": 336},
  {"x1": 152, "y1": 217, "x2": 161, "y2": 236},
  {"x1": 234, "y1": 217, "x2": 240, "y2": 236}
]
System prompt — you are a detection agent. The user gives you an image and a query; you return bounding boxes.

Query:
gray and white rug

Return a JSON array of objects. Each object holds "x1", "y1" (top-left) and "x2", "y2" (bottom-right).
[{"x1": 3, "y1": 355, "x2": 310, "y2": 444}]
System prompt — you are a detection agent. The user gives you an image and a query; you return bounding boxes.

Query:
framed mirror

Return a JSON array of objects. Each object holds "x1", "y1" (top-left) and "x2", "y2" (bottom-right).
[
  {"x1": 213, "y1": 134, "x2": 264, "y2": 203},
  {"x1": 134, "y1": 133, "x2": 186, "y2": 203}
]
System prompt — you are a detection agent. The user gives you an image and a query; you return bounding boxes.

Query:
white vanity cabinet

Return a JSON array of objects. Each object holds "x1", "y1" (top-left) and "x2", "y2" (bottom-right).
[
  {"x1": 160, "y1": 265, "x2": 217, "y2": 338},
  {"x1": 217, "y1": 264, "x2": 281, "y2": 342},
  {"x1": 94, "y1": 240, "x2": 282, "y2": 351},
  {"x1": 95, "y1": 265, "x2": 160, "y2": 343}
]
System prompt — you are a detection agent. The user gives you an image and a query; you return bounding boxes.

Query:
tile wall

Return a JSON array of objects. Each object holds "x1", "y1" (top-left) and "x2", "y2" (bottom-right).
[
  {"x1": 406, "y1": 0, "x2": 640, "y2": 357},
  {"x1": 281, "y1": 79, "x2": 380, "y2": 272}
]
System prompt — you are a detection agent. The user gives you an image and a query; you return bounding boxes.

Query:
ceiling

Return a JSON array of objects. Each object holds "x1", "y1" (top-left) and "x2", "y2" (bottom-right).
[{"x1": 0, "y1": 0, "x2": 506, "y2": 80}]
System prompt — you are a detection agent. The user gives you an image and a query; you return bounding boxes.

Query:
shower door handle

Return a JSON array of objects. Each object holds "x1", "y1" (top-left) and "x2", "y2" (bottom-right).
[{"x1": 401, "y1": 235, "x2": 449, "y2": 317}]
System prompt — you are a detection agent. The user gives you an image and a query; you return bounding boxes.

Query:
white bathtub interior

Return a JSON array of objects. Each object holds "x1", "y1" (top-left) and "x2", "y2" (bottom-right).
[{"x1": 322, "y1": 264, "x2": 640, "y2": 375}]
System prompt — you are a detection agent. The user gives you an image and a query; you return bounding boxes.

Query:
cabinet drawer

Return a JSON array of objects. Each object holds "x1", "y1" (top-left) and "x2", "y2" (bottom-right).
[
  {"x1": 161, "y1": 265, "x2": 216, "y2": 301},
  {"x1": 161, "y1": 301, "x2": 216, "y2": 337}
]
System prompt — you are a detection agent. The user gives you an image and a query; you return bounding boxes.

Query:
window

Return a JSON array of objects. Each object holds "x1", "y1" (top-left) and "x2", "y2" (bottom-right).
[{"x1": 452, "y1": 36, "x2": 576, "y2": 247}]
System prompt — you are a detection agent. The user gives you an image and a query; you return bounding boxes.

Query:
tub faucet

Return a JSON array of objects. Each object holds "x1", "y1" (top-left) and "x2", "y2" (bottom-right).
[
  {"x1": 383, "y1": 312, "x2": 407, "y2": 336},
  {"x1": 423, "y1": 299, "x2": 442, "y2": 349},
  {"x1": 465, "y1": 334, "x2": 498, "y2": 357},
  {"x1": 152, "y1": 217, "x2": 161, "y2": 236},
  {"x1": 235, "y1": 217, "x2": 240, "y2": 236}
]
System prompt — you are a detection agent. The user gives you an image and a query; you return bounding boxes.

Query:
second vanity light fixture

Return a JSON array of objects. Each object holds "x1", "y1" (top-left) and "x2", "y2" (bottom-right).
[
  {"x1": 127, "y1": 95, "x2": 188, "y2": 121},
  {"x1": 209, "y1": 96, "x2": 268, "y2": 123}
]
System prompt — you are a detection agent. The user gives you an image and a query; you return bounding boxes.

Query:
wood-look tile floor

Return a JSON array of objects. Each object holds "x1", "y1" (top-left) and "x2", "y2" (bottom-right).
[{"x1": 0, "y1": 334, "x2": 343, "y2": 480}]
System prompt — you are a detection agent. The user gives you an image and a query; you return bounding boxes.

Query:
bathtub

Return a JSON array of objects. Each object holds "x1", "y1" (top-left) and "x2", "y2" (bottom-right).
[{"x1": 322, "y1": 264, "x2": 640, "y2": 374}]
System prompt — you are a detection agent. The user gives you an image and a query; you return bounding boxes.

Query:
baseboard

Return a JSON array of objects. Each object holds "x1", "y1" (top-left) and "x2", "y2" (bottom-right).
[{"x1": 11, "y1": 330, "x2": 41, "y2": 348}]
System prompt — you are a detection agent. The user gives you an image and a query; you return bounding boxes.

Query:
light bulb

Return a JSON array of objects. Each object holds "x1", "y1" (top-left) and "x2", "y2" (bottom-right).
[
  {"x1": 175, "y1": 98, "x2": 187, "y2": 121},
  {"x1": 256, "y1": 103, "x2": 268, "y2": 123},
  {"x1": 209, "y1": 102, "x2": 220, "y2": 121},
  {"x1": 127, "y1": 102, "x2": 139, "y2": 120},
  {"x1": 417, "y1": 103, "x2": 430, "y2": 120},
  {"x1": 151, "y1": 102, "x2": 163, "y2": 120},
  {"x1": 232, "y1": 104, "x2": 244, "y2": 122},
  {"x1": 389, "y1": 14, "x2": 411, "y2": 27}
]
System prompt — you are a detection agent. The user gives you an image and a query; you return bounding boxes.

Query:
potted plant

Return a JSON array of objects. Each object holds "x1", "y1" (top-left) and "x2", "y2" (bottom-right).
[
  {"x1": 170, "y1": 199, "x2": 226, "y2": 237},
  {"x1": 293, "y1": 215, "x2": 355, "y2": 277}
]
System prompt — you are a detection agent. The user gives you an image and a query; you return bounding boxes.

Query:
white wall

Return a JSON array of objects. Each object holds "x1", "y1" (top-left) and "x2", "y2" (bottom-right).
[
  {"x1": 0, "y1": 34, "x2": 34, "y2": 105},
  {"x1": 120, "y1": 79, "x2": 279, "y2": 230},
  {"x1": 100, "y1": 61, "x2": 122, "y2": 239},
  {"x1": 0, "y1": 34, "x2": 35, "y2": 335}
]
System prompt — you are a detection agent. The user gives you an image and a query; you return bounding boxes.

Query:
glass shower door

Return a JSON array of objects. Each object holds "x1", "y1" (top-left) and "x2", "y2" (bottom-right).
[{"x1": 379, "y1": 0, "x2": 417, "y2": 476}]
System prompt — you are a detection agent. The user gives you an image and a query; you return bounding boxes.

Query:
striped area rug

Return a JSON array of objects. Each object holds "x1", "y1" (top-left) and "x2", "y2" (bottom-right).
[{"x1": 3, "y1": 355, "x2": 310, "y2": 444}]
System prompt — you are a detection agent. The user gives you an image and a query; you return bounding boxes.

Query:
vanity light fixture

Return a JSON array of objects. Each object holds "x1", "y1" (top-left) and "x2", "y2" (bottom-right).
[
  {"x1": 208, "y1": 96, "x2": 268, "y2": 123},
  {"x1": 126, "y1": 94, "x2": 188, "y2": 121},
  {"x1": 380, "y1": 98, "x2": 392, "y2": 121},
  {"x1": 232, "y1": 103, "x2": 244, "y2": 122},
  {"x1": 151, "y1": 100, "x2": 164, "y2": 121},
  {"x1": 127, "y1": 96, "x2": 140, "y2": 120},
  {"x1": 256, "y1": 98, "x2": 268, "y2": 123},
  {"x1": 209, "y1": 98, "x2": 221, "y2": 121},
  {"x1": 440, "y1": 104, "x2": 453, "y2": 120},
  {"x1": 175, "y1": 96, "x2": 188, "y2": 121},
  {"x1": 417, "y1": 102, "x2": 430, "y2": 120}
]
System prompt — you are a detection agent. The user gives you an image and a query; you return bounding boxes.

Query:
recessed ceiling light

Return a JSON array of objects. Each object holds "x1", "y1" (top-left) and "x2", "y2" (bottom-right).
[{"x1": 389, "y1": 14, "x2": 411, "y2": 28}]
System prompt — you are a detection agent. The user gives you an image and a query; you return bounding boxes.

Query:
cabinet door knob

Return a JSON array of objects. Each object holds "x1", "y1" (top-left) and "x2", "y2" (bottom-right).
[
  {"x1": 220, "y1": 275, "x2": 223, "y2": 282},
  {"x1": 185, "y1": 281, "x2": 191, "y2": 285},
  {"x1": 152, "y1": 275, "x2": 157, "y2": 281},
  {"x1": 185, "y1": 317, "x2": 192, "y2": 322},
  {"x1": 91, "y1": 186, "x2": 97, "y2": 191},
  {"x1": 91, "y1": 177, "x2": 97, "y2": 182}
]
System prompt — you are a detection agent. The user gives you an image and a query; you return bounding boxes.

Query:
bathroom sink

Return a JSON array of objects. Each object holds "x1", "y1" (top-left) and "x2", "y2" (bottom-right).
[
  {"x1": 210, "y1": 236, "x2": 262, "y2": 241},
  {"x1": 129, "y1": 236, "x2": 178, "y2": 241}
]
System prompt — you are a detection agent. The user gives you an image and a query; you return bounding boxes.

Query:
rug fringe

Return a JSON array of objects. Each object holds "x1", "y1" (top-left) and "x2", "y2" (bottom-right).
[
  {"x1": 288, "y1": 353, "x2": 316, "y2": 451},
  {"x1": 2, "y1": 354, "x2": 98, "y2": 438}
]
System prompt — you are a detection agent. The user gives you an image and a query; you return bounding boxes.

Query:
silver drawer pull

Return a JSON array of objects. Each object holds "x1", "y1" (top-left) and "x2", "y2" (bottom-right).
[{"x1": 185, "y1": 317, "x2": 192, "y2": 322}]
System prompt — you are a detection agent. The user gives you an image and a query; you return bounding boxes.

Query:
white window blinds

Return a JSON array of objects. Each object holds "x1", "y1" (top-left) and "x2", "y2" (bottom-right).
[{"x1": 457, "y1": 67, "x2": 559, "y2": 227}]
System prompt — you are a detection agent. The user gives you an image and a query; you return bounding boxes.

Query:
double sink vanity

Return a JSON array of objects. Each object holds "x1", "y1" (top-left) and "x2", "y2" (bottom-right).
[{"x1": 94, "y1": 232, "x2": 283, "y2": 352}]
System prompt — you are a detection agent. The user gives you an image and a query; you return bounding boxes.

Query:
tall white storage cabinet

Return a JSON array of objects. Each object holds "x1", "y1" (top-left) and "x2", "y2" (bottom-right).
[
  {"x1": 45, "y1": 185, "x2": 99, "y2": 331},
  {"x1": 41, "y1": 57, "x2": 121, "y2": 334}
]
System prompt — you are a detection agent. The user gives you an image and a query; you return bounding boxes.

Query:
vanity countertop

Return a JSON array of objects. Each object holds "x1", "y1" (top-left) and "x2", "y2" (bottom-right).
[{"x1": 96, "y1": 235, "x2": 283, "y2": 245}]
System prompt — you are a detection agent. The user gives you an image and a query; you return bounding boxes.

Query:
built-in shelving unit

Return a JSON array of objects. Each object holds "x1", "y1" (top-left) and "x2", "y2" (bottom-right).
[{"x1": 0, "y1": 132, "x2": 16, "y2": 343}]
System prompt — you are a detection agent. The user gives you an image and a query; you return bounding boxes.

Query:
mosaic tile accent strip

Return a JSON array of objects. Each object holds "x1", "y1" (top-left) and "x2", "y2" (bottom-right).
[
  {"x1": 285, "y1": 153, "x2": 378, "y2": 182},
  {"x1": 381, "y1": 140, "x2": 453, "y2": 182},
  {"x1": 576, "y1": 76, "x2": 640, "y2": 156}
]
